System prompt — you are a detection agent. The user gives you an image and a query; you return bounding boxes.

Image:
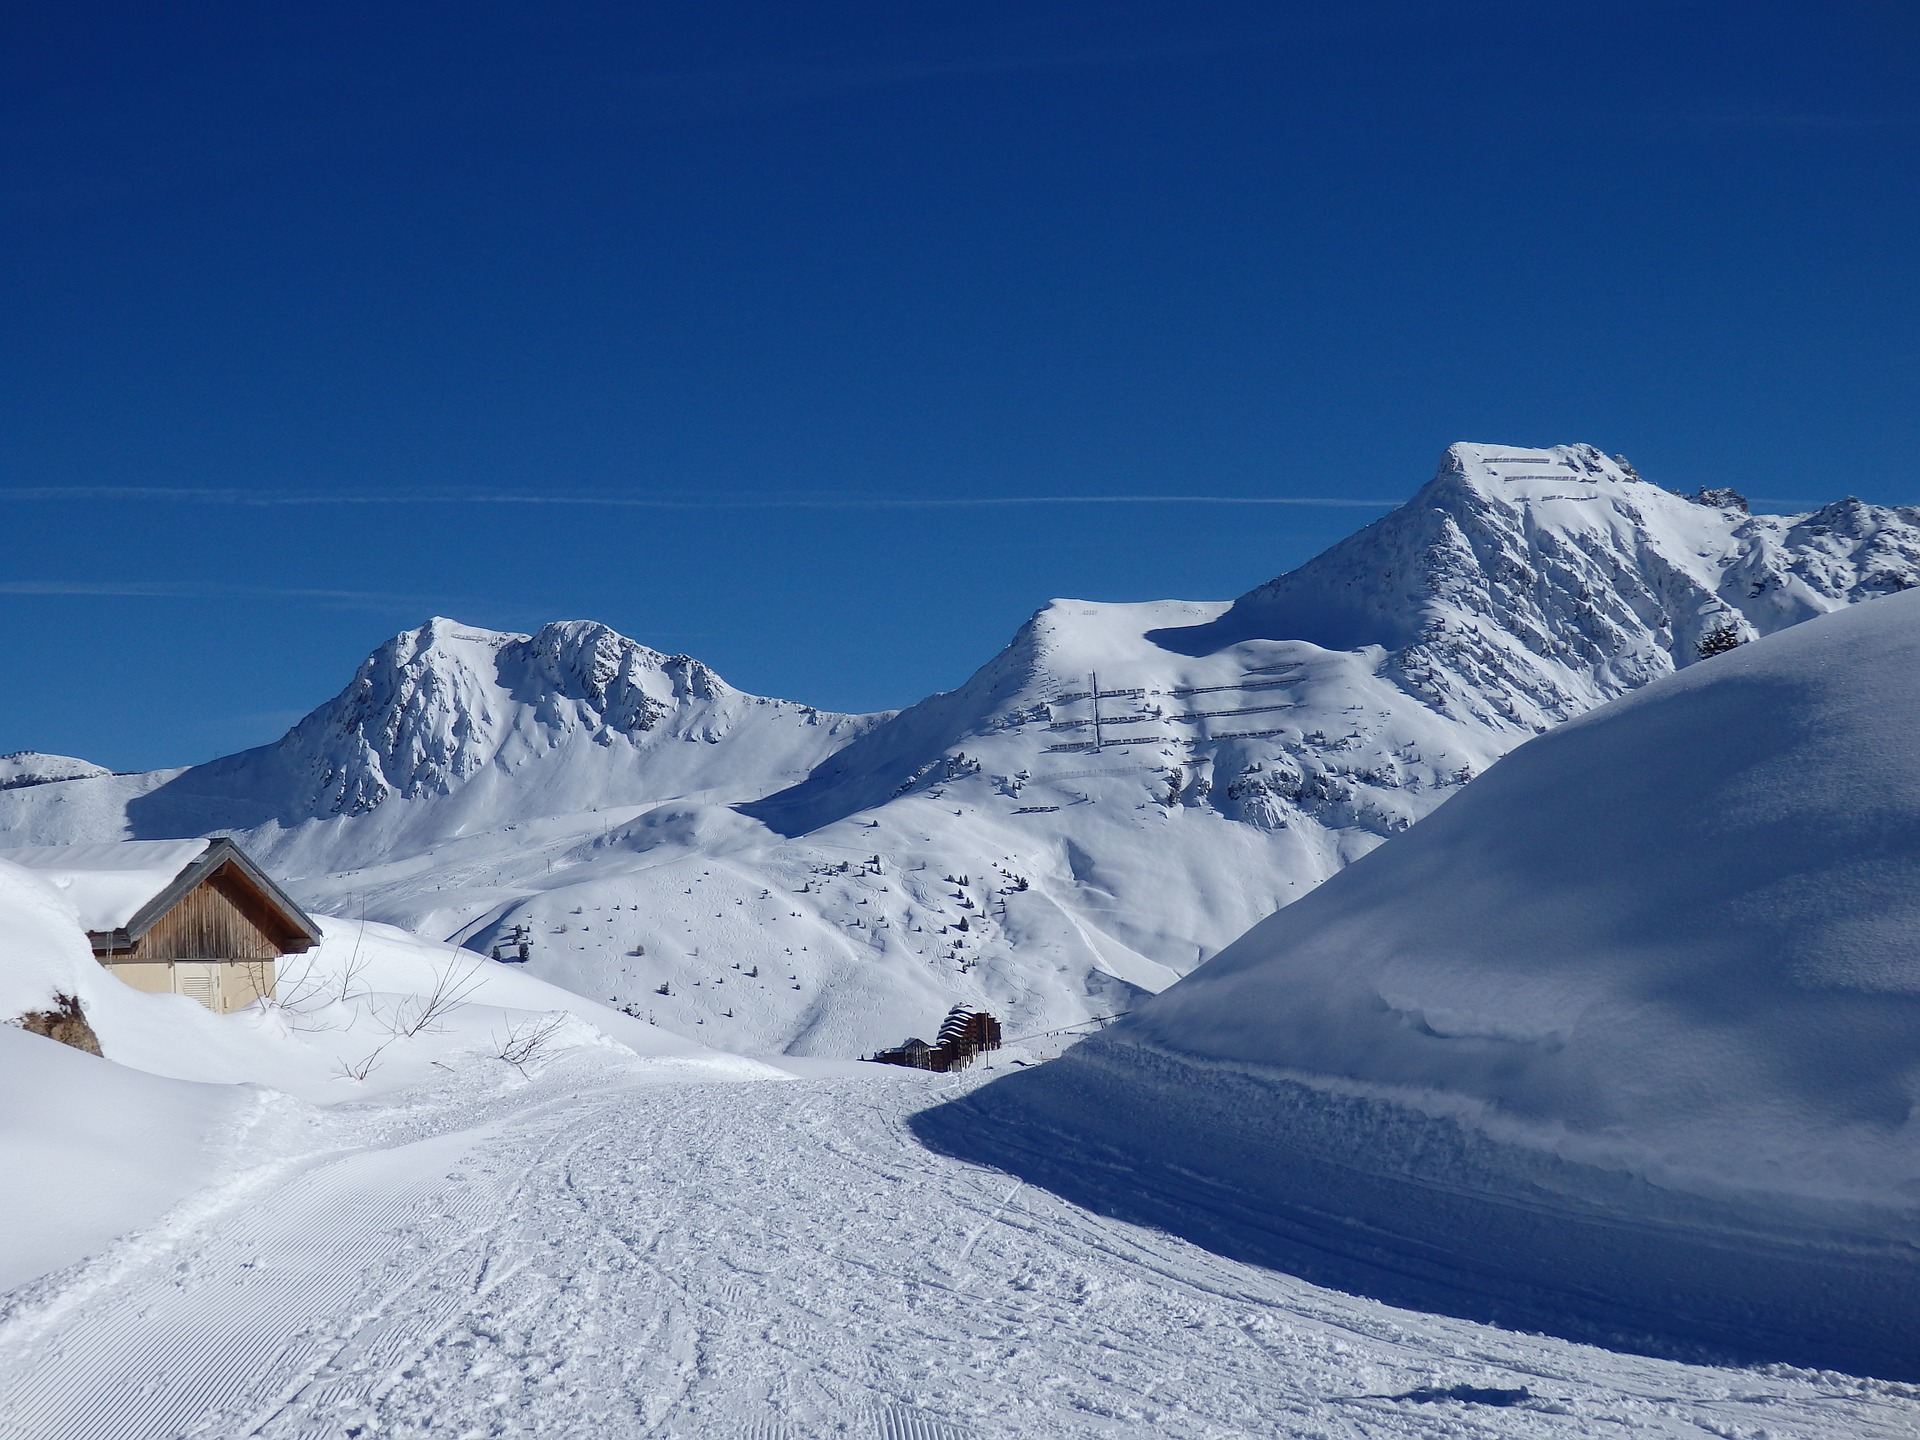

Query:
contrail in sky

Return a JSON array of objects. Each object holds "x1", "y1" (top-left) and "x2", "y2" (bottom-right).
[
  {"x1": 2, "y1": 486, "x2": 1400, "y2": 510},
  {"x1": 0, "y1": 580, "x2": 440, "y2": 607}
]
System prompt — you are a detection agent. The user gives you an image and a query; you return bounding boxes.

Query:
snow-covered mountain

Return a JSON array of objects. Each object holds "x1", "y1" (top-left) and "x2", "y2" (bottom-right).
[
  {"x1": 1172, "y1": 444, "x2": 1920, "y2": 729},
  {"x1": 0, "y1": 752, "x2": 111, "y2": 792},
  {"x1": 753, "y1": 443, "x2": 1920, "y2": 836},
  {"x1": 919, "y1": 589, "x2": 1920, "y2": 1378},
  {"x1": 0, "y1": 617, "x2": 877, "y2": 854},
  {"x1": 3, "y1": 443, "x2": 1915, "y2": 1056}
]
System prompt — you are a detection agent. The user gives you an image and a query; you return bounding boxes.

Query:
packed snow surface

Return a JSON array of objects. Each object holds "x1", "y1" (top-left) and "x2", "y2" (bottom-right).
[
  {"x1": 3, "y1": 444, "x2": 1917, "y2": 1057},
  {"x1": 918, "y1": 589, "x2": 1920, "y2": 1379},
  {"x1": 2, "y1": 1043, "x2": 1916, "y2": 1439}
]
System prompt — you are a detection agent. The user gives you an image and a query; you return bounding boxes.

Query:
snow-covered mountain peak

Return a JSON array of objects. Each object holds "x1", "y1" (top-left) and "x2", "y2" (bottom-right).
[
  {"x1": 1152, "y1": 440, "x2": 1920, "y2": 738},
  {"x1": 0, "y1": 619, "x2": 882, "y2": 867},
  {"x1": 255, "y1": 617, "x2": 850, "y2": 821},
  {"x1": 498, "y1": 619, "x2": 731, "y2": 738},
  {"x1": 291, "y1": 619, "x2": 517, "y2": 815},
  {"x1": 1436, "y1": 439, "x2": 1639, "y2": 495}
]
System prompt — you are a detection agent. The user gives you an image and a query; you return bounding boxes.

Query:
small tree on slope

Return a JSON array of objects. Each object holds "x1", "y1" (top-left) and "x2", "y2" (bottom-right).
[{"x1": 1697, "y1": 622, "x2": 1747, "y2": 659}]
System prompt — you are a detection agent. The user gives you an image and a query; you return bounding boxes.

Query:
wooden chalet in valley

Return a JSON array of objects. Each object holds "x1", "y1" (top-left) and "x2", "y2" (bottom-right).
[{"x1": 0, "y1": 838, "x2": 321, "y2": 1014}]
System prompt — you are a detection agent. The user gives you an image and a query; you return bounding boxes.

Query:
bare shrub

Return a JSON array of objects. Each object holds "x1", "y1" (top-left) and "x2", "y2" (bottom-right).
[
  {"x1": 385, "y1": 954, "x2": 489, "y2": 1039},
  {"x1": 263, "y1": 911, "x2": 376, "y2": 1031},
  {"x1": 496, "y1": 1013, "x2": 568, "y2": 1077},
  {"x1": 334, "y1": 1040, "x2": 390, "y2": 1082}
]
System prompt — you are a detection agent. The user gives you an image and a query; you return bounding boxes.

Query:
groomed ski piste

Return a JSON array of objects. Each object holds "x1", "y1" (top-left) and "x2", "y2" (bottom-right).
[{"x1": 4, "y1": 1030, "x2": 1919, "y2": 1439}]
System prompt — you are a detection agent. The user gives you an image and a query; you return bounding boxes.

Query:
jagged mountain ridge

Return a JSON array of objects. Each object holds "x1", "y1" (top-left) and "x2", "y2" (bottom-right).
[
  {"x1": 751, "y1": 443, "x2": 1920, "y2": 837},
  {"x1": 1167, "y1": 443, "x2": 1920, "y2": 730},
  {"x1": 0, "y1": 618, "x2": 880, "y2": 863},
  {"x1": 1, "y1": 442, "x2": 1915, "y2": 1056},
  {"x1": 269, "y1": 617, "x2": 864, "y2": 821}
]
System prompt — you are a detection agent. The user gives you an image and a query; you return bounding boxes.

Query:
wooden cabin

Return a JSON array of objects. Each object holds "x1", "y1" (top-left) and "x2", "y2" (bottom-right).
[{"x1": 0, "y1": 838, "x2": 321, "y2": 1014}]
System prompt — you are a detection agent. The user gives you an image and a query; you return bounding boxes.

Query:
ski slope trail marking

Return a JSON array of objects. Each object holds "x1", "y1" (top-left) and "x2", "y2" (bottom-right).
[{"x1": 0, "y1": 1055, "x2": 1915, "y2": 1438}]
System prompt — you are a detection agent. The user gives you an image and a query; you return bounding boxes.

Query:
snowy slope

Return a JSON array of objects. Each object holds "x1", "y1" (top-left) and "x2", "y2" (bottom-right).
[
  {"x1": 0, "y1": 1027, "x2": 248, "y2": 1294},
  {"x1": 4, "y1": 1054, "x2": 1917, "y2": 1439},
  {"x1": 2, "y1": 444, "x2": 1915, "y2": 1057},
  {"x1": 0, "y1": 752, "x2": 111, "y2": 792},
  {"x1": 917, "y1": 589, "x2": 1920, "y2": 1378},
  {"x1": 0, "y1": 859, "x2": 258, "y2": 1294},
  {"x1": 0, "y1": 847, "x2": 760, "y2": 1289},
  {"x1": 0, "y1": 853, "x2": 735, "y2": 1099}
]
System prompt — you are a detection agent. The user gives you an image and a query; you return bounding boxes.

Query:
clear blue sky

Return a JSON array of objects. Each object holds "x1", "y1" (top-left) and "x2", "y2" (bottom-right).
[{"x1": 3, "y1": 1, "x2": 1915, "y2": 770}]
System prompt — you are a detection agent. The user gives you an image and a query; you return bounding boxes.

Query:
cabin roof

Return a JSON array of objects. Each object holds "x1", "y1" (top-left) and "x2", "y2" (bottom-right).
[{"x1": 0, "y1": 838, "x2": 321, "y2": 952}]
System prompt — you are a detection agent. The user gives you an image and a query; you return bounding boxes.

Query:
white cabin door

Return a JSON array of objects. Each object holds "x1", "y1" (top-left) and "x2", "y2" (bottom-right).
[{"x1": 174, "y1": 962, "x2": 220, "y2": 1012}]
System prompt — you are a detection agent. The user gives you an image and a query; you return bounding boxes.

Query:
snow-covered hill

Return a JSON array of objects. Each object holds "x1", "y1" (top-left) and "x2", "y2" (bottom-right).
[
  {"x1": 0, "y1": 851, "x2": 755, "y2": 1292},
  {"x1": 3, "y1": 443, "x2": 1916, "y2": 1056},
  {"x1": 0, "y1": 752, "x2": 111, "y2": 792},
  {"x1": 918, "y1": 590, "x2": 1920, "y2": 1378}
]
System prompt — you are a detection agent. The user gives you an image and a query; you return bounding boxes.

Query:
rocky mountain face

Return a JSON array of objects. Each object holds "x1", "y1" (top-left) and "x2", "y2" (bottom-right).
[
  {"x1": 265, "y1": 618, "x2": 852, "y2": 821},
  {"x1": 1, "y1": 443, "x2": 1914, "y2": 1056},
  {"x1": 0, "y1": 618, "x2": 878, "y2": 867},
  {"x1": 1167, "y1": 443, "x2": 1920, "y2": 734}
]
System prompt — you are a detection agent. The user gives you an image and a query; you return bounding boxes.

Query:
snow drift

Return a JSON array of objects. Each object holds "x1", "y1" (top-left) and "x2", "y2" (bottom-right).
[
  {"x1": 0, "y1": 860, "x2": 257, "y2": 1289},
  {"x1": 0, "y1": 851, "x2": 755, "y2": 1289},
  {"x1": 916, "y1": 589, "x2": 1920, "y2": 1378}
]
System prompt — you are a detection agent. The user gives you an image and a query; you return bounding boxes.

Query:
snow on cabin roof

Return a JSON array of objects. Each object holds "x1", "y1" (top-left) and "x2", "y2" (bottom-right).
[{"x1": 0, "y1": 840, "x2": 214, "y2": 932}]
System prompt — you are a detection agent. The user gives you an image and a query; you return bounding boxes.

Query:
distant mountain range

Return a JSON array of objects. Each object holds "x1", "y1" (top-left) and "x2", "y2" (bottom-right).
[{"x1": 5, "y1": 442, "x2": 1915, "y2": 1054}]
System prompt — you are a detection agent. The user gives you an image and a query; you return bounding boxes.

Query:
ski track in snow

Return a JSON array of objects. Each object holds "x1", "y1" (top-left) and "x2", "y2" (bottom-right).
[{"x1": 0, "y1": 1053, "x2": 1914, "y2": 1440}]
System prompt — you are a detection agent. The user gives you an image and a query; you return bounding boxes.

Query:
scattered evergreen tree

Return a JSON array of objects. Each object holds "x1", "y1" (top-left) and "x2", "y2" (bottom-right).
[{"x1": 1697, "y1": 622, "x2": 1747, "y2": 658}]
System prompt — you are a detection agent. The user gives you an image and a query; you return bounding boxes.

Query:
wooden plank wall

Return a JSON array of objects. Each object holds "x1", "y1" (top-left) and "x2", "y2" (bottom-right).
[{"x1": 124, "y1": 878, "x2": 281, "y2": 962}]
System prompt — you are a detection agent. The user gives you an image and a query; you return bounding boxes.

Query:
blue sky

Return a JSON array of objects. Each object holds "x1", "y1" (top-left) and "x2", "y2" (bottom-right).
[{"x1": 3, "y1": 1, "x2": 1915, "y2": 770}]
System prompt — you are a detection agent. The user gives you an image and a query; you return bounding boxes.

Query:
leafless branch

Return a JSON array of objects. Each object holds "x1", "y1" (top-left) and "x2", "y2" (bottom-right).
[
  {"x1": 334, "y1": 909, "x2": 375, "y2": 1006},
  {"x1": 495, "y1": 1013, "x2": 568, "y2": 1077},
  {"x1": 334, "y1": 1038, "x2": 390, "y2": 1082},
  {"x1": 385, "y1": 953, "x2": 490, "y2": 1039}
]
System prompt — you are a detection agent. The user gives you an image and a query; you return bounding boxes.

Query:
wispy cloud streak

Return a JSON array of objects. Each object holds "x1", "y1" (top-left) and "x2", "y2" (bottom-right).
[
  {"x1": 4, "y1": 487, "x2": 1399, "y2": 510},
  {"x1": 0, "y1": 580, "x2": 440, "y2": 607}
]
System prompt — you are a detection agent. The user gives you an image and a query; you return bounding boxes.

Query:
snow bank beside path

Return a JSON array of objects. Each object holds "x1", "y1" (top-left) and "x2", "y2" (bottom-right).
[
  {"x1": 918, "y1": 589, "x2": 1920, "y2": 1379},
  {"x1": 200, "y1": 916, "x2": 764, "y2": 1099},
  {"x1": 0, "y1": 843, "x2": 746, "y2": 1101},
  {"x1": 0, "y1": 867, "x2": 773, "y2": 1292},
  {"x1": 0, "y1": 1028, "x2": 250, "y2": 1292}
]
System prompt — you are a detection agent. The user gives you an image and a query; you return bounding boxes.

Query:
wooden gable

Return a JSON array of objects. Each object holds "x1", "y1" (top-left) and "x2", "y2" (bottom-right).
[
  {"x1": 91, "y1": 839, "x2": 321, "y2": 962},
  {"x1": 119, "y1": 869, "x2": 284, "y2": 963}
]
